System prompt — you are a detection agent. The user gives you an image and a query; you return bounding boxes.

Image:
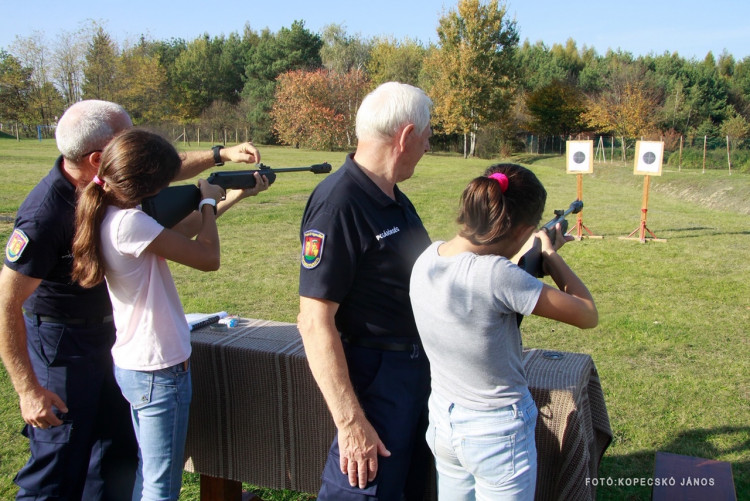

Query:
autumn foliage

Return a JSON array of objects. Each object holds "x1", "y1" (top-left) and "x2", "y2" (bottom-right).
[{"x1": 271, "y1": 69, "x2": 370, "y2": 150}]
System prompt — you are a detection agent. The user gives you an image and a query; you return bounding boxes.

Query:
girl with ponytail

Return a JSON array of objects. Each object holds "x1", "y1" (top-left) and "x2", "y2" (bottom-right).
[
  {"x1": 72, "y1": 128, "x2": 225, "y2": 501},
  {"x1": 409, "y1": 163, "x2": 598, "y2": 500}
]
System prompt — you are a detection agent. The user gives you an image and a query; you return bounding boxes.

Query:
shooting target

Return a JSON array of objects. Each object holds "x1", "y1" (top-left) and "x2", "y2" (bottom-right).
[
  {"x1": 633, "y1": 141, "x2": 664, "y2": 176},
  {"x1": 566, "y1": 140, "x2": 594, "y2": 173}
]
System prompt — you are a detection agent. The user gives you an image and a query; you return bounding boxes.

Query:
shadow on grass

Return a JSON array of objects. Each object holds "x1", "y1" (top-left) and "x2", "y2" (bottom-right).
[
  {"x1": 597, "y1": 426, "x2": 749, "y2": 500},
  {"x1": 659, "y1": 226, "x2": 750, "y2": 239},
  {"x1": 510, "y1": 154, "x2": 561, "y2": 165}
]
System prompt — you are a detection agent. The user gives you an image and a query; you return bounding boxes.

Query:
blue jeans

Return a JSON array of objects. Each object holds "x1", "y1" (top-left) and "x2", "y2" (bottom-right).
[
  {"x1": 426, "y1": 390, "x2": 538, "y2": 501},
  {"x1": 115, "y1": 362, "x2": 192, "y2": 501}
]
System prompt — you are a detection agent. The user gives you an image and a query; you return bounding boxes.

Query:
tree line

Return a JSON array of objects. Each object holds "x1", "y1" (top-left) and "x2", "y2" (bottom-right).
[{"x1": 2, "y1": 0, "x2": 750, "y2": 163}]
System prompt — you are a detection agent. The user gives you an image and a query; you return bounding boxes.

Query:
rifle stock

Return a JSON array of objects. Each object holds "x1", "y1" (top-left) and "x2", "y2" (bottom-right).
[{"x1": 141, "y1": 162, "x2": 332, "y2": 228}]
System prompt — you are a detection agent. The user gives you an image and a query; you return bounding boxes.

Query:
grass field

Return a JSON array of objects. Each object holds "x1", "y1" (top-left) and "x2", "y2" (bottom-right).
[{"x1": 0, "y1": 138, "x2": 748, "y2": 500}]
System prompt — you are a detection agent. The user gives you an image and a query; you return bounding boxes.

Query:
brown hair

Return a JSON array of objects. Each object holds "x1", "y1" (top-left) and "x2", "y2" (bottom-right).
[
  {"x1": 72, "y1": 128, "x2": 181, "y2": 287},
  {"x1": 457, "y1": 163, "x2": 547, "y2": 246}
]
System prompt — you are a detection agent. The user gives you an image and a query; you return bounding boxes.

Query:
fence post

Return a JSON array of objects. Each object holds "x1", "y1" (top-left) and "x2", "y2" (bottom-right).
[
  {"x1": 726, "y1": 135, "x2": 732, "y2": 175},
  {"x1": 702, "y1": 135, "x2": 707, "y2": 174}
]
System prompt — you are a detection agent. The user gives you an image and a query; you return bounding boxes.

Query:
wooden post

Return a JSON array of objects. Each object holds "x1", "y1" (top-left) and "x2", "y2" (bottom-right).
[
  {"x1": 620, "y1": 175, "x2": 666, "y2": 243},
  {"x1": 610, "y1": 136, "x2": 614, "y2": 163},
  {"x1": 702, "y1": 135, "x2": 707, "y2": 174},
  {"x1": 678, "y1": 135, "x2": 683, "y2": 172},
  {"x1": 639, "y1": 175, "x2": 650, "y2": 242},
  {"x1": 197, "y1": 128, "x2": 200, "y2": 146}
]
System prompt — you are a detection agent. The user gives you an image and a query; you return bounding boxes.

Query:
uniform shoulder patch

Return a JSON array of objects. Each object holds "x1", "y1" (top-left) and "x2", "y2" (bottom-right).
[
  {"x1": 6, "y1": 229, "x2": 29, "y2": 263},
  {"x1": 302, "y1": 230, "x2": 325, "y2": 269}
]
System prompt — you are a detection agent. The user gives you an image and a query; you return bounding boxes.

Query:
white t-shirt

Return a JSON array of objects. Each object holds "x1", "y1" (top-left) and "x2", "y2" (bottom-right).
[{"x1": 100, "y1": 206, "x2": 191, "y2": 371}]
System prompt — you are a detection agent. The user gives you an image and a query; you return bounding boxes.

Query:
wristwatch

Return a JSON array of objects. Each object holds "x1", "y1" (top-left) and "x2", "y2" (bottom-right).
[{"x1": 211, "y1": 145, "x2": 224, "y2": 166}]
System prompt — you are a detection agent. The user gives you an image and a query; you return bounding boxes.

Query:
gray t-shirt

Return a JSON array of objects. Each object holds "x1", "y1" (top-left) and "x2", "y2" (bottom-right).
[{"x1": 410, "y1": 241, "x2": 543, "y2": 410}]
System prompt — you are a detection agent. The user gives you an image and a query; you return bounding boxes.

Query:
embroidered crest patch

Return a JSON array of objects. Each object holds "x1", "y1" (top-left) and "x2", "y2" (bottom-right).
[
  {"x1": 6, "y1": 229, "x2": 29, "y2": 263},
  {"x1": 302, "y1": 230, "x2": 325, "y2": 269}
]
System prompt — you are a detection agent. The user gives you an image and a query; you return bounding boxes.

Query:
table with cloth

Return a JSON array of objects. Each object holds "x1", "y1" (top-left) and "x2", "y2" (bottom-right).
[{"x1": 184, "y1": 317, "x2": 612, "y2": 500}]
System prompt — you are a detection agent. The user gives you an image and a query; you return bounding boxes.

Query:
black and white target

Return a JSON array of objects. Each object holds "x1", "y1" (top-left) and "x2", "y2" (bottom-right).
[
  {"x1": 634, "y1": 141, "x2": 664, "y2": 176},
  {"x1": 566, "y1": 140, "x2": 594, "y2": 173}
]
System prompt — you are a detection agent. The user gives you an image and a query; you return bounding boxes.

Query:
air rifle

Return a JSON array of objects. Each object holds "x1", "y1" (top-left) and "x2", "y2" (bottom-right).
[
  {"x1": 517, "y1": 200, "x2": 583, "y2": 278},
  {"x1": 142, "y1": 162, "x2": 332, "y2": 228}
]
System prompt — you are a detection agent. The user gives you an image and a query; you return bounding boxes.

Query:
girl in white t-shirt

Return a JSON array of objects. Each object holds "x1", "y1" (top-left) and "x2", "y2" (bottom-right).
[
  {"x1": 71, "y1": 128, "x2": 225, "y2": 501},
  {"x1": 409, "y1": 163, "x2": 598, "y2": 500}
]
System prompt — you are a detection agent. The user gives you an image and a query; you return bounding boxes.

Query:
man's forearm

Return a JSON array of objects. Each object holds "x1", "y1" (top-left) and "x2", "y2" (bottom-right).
[
  {"x1": 300, "y1": 323, "x2": 365, "y2": 427},
  {"x1": 175, "y1": 150, "x2": 215, "y2": 182},
  {"x1": 0, "y1": 310, "x2": 39, "y2": 395}
]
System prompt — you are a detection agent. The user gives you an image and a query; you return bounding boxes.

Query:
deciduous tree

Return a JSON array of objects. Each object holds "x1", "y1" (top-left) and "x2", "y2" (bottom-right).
[
  {"x1": 367, "y1": 36, "x2": 425, "y2": 87},
  {"x1": 425, "y1": 0, "x2": 519, "y2": 157},
  {"x1": 271, "y1": 68, "x2": 368, "y2": 150},
  {"x1": 525, "y1": 79, "x2": 587, "y2": 138}
]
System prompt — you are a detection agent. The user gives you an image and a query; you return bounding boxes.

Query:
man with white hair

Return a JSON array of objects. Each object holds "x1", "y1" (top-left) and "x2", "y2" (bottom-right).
[
  {"x1": 298, "y1": 82, "x2": 433, "y2": 500},
  {"x1": 0, "y1": 100, "x2": 266, "y2": 500}
]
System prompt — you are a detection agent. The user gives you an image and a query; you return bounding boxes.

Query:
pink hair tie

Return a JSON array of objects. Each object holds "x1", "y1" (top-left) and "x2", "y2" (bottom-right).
[
  {"x1": 488, "y1": 172, "x2": 509, "y2": 193},
  {"x1": 92, "y1": 175, "x2": 105, "y2": 187}
]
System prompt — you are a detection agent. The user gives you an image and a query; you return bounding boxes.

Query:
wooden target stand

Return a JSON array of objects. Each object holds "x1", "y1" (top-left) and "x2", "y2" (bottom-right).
[
  {"x1": 572, "y1": 173, "x2": 602, "y2": 240},
  {"x1": 566, "y1": 141, "x2": 601, "y2": 240},
  {"x1": 619, "y1": 141, "x2": 667, "y2": 243}
]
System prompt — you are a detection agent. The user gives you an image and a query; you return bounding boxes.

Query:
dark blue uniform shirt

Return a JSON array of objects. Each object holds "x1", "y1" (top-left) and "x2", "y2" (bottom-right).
[
  {"x1": 299, "y1": 154, "x2": 431, "y2": 340},
  {"x1": 4, "y1": 156, "x2": 112, "y2": 318}
]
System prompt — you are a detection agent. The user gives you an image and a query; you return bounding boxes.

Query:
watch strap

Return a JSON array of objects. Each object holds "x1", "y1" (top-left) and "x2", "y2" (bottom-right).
[
  {"x1": 198, "y1": 198, "x2": 217, "y2": 215},
  {"x1": 211, "y1": 145, "x2": 224, "y2": 166}
]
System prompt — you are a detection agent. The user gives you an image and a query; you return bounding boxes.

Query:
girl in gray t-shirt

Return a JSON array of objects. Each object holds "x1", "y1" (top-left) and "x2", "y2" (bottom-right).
[{"x1": 410, "y1": 163, "x2": 598, "y2": 500}]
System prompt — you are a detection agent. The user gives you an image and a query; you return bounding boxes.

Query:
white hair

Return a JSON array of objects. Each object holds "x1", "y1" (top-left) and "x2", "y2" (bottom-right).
[
  {"x1": 55, "y1": 100, "x2": 132, "y2": 161},
  {"x1": 355, "y1": 82, "x2": 432, "y2": 142}
]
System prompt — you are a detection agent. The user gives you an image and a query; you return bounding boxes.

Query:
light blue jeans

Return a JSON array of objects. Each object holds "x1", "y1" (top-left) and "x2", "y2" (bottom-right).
[
  {"x1": 115, "y1": 362, "x2": 192, "y2": 501},
  {"x1": 426, "y1": 390, "x2": 538, "y2": 501}
]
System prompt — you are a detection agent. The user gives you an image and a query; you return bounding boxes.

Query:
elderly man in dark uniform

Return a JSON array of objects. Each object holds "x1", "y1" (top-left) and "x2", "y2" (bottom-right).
[
  {"x1": 0, "y1": 99, "x2": 266, "y2": 500},
  {"x1": 297, "y1": 82, "x2": 433, "y2": 501}
]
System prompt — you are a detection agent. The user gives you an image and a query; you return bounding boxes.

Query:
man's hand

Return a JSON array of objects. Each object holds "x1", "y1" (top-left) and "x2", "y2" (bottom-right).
[
  {"x1": 221, "y1": 142, "x2": 261, "y2": 165},
  {"x1": 338, "y1": 418, "x2": 391, "y2": 488},
  {"x1": 20, "y1": 386, "x2": 68, "y2": 428}
]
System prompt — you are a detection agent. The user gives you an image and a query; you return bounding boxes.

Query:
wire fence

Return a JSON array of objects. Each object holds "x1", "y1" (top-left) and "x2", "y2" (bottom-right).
[{"x1": 525, "y1": 134, "x2": 750, "y2": 173}]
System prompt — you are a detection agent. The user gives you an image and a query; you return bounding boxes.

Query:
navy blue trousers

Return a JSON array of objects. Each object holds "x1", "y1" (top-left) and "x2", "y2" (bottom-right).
[
  {"x1": 318, "y1": 342, "x2": 432, "y2": 501},
  {"x1": 14, "y1": 317, "x2": 137, "y2": 501}
]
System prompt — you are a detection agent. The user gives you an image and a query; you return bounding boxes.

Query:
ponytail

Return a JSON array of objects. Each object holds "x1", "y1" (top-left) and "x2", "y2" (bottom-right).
[
  {"x1": 72, "y1": 182, "x2": 109, "y2": 288},
  {"x1": 457, "y1": 163, "x2": 547, "y2": 246}
]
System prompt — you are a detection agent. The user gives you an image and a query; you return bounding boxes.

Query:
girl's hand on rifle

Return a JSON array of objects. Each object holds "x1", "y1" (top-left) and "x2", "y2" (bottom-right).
[
  {"x1": 538, "y1": 223, "x2": 573, "y2": 257},
  {"x1": 198, "y1": 179, "x2": 225, "y2": 207}
]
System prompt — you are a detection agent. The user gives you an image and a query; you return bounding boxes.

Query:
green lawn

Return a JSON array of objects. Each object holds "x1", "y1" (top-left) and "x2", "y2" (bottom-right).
[{"x1": 0, "y1": 138, "x2": 748, "y2": 500}]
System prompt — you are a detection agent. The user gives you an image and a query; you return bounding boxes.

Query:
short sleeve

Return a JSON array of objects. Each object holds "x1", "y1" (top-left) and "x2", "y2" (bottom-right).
[
  {"x1": 299, "y1": 201, "x2": 359, "y2": 303},
  {"x1": 112, "y1": 209, "x2": 164, "y2": 258},
  {"x1": 491, "y1": 259, "x2": 544, "y2": 317}
]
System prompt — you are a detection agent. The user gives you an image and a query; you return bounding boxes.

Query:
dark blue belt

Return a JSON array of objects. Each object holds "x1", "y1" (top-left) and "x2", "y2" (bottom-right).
[
  {"x1": 24, "y1": 311, "x2": 114, "y2": 325},
  {"x1": 342, "y1": 336, "x2": 419, "y2": 352}
]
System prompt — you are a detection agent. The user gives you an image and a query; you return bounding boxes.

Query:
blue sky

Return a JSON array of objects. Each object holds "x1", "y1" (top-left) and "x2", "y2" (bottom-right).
[{"x1": 2, "y1": 0, "x2": 749, "y2": 61}]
